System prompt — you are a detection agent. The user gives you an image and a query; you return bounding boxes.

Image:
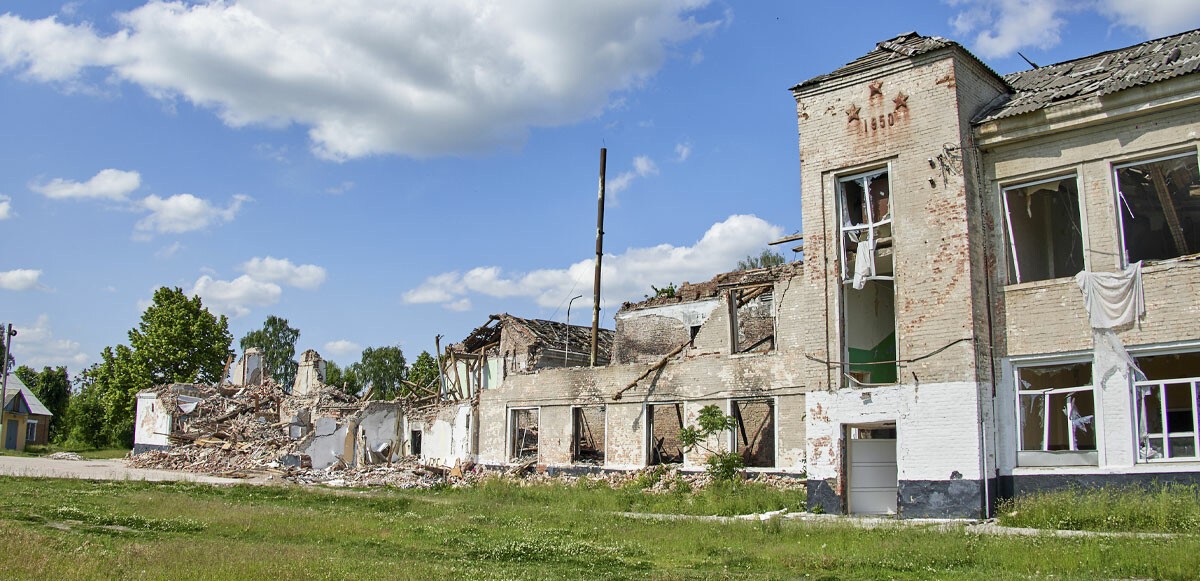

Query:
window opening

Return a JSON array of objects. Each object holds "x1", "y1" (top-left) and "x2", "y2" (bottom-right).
[
  {"x1": 1134, "y1": 351, "x2": 1200, "y2": 461},
  {"x1": 1016, "y1": 362, "x2": 1095, "y2": 452},
  {"x1": 510, "y1": 408, "x2": 539, "y2": 462},
  {"x1": 648, "y1": 403, "x2": 684, "y2": 465},
  {"x1": 839, "y1": 170, "x2": 897, "y2": 385},
  {"x1": 25, "y1": 420, "x2": 37, "y2": 442},
  {"x1": 731, "y1": 400, "x2": 775, "y2": 467},
  {"x1": 1002, "y1": 176, "x2": 1084, "y2": 283},
  {"x1": 410, "y1": 430, "x2": 422, "y2": 456},
  {"x1": 1115, "y1": 152, "x2": 1200, "y2": 264},
  {"x1": 727, "y1": 286, "x2": 776, "y2": 354},
  {"x1": 572, "y1": 405, "x2": 606, "y2": 465}
]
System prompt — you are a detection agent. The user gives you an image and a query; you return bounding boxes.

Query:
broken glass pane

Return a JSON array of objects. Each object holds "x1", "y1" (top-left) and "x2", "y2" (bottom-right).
[
  {"x1": 1004, "y1": 176, "x2": 1084, "y2": 283},
  {"x1": 1116, "y1": 153, "x2": 1200, "y2": 263}
]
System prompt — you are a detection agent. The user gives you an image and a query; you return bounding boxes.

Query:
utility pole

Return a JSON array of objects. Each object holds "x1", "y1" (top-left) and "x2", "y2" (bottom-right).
[
  {"x1": 590, "y1": 148, "x2": 606, "y2": 367},
  {"x1": 0, "y1": 324, "x2": 15, "y2": 449},
  {"x1": 565, "y1": 294, "x2": 583, "y2": 366}
]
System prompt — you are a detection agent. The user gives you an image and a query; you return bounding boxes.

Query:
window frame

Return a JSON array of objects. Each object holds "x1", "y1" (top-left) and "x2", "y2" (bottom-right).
[
  {"x1": 728, "y1": 397, "x2": 778, "y2": 468},
  {"x1": 24, "y1": 419, "x2": 37, "y2": 443},
  {"x1": 507, "y1": 406, "x2": 540, "y2": 464},
  {"x1": 570, "y1": 404, "x2": 607, "y2": 465},
  {"x1": 1112, "y1": 149, "x2": 1200, "y2": 267},
  {"x1": 1000, "y1": 173, "x2": 1086, "y2": 284},
  {"x1": 1012, "y1": 357, "x2": 1099, "y2": 466}
]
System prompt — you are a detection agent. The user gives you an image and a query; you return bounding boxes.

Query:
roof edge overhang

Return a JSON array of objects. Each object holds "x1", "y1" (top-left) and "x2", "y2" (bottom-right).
[
  {"x1": 973, "y1": 74, "x2": 1200, "y2": 149},
  {"x1": 791, "y1": 42, "x2": 1010, "y2": 100}
]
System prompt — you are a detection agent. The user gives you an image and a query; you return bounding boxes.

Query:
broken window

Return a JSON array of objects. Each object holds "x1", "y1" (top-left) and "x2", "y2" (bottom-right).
[
  {"x1": 572, "y1": 405, "x2": 606, "y2": 465},
  {"x1": 1134, "y1": 351, "x2": 1200, "y2": 461},
  {"x1": 509, "y1": 408, "x2": 539, "y2": 463},
  {"x1": 838, "y1": 169, "x2": 892, "y2": 286},
  {"x1": 648, "y1": 403, "x2": 684, "y2": 465},
  {"x1": 410, "y1": 430, "x2": 422, "y2": 456},
  {"x1": 839, "y1": 169, "x2": 897, "y2": 385},
  {"x1": 1016, "y1": 362, "x2": 1096, "y2": 455},
  {"x1": 1002, "y1": 176, "x2": 1084, "y2": 283},
  {"x1": 1115, "y1": 152, "x2": 1200, "y2": 264},
  {"x1": 731, "y1": 399, "x2": 775, "y2": 467},
  {"x1": 726, "y1": 286, "x2": 775, "y2": 354}
]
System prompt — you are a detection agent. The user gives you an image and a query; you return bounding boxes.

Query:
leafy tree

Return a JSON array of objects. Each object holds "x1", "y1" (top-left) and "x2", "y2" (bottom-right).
[
  {"x1": 735, "y1": 249, "x2": 785, "y2": 271},
  {"x1": 325, "y1": 360, "x2": 363, "y2": 397},
  {"x1": 62, "y1": 364, "x2": 107, "y2": 447},
  {"x1": 356, "y1": 346, "x2": 406, "y2": 399},
  {"x1": 131, "y1": 287, "x2": 234, "y2": 385},
  {"x1": 16, "y1": 365, "x2": 70, "y2": 440},
  {"x1": 408, "y1": 351, "x2": 440, "y2": 392},
  {"x1": 239, "y1": 315, "x2": 300, "y2": 388},
  {"x1": 679, "y1": 405, "x2": 744, "y2": 482}
]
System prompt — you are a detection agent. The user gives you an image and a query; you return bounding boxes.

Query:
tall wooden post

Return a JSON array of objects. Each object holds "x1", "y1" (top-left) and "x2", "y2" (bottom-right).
[{"x1": 590, "y1": 148, "x2": 606, "y2": 366}]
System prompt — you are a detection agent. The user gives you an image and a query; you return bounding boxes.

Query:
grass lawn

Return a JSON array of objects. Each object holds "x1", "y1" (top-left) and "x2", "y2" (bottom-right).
[
  {"x1": 0, "y1": 476, "x2": 1196, "y2": 580},
  {"x1": 0, "y1": 444, "x2": 130, "y2": 460}
]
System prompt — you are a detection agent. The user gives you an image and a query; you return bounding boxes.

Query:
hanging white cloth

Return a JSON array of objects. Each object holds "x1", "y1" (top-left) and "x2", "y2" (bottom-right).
[
  {"x1": 852, "y1": 238, "x2": 875, "y2": 290},
  {"x1": 1074, "y1": 261, "x2": 1144, "y2": 329}
]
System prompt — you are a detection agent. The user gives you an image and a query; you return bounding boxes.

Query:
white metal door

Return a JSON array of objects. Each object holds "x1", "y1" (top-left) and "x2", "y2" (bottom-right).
[{"x1": 847, "y1": 437, "x2": 897, "y2": 515}]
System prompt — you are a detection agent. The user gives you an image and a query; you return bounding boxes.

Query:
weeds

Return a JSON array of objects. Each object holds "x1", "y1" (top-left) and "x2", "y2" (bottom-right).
[{"x1": 997, "y1": 483, "x2": 1200, "y2": 533}]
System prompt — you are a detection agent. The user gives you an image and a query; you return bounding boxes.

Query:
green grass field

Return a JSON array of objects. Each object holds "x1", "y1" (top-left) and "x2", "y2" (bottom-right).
[
  {"x1": 0, "y1": 476, "x2": 1196, "y2": 580},
  {"x1": 0, "y1": 443, "x2": 130, "y2": 459}
]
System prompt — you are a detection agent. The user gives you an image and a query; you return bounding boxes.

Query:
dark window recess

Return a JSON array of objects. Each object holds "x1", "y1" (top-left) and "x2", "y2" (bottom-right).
[
  {"x1": 648, "y1": 403, "x2": 684, "y2": 465},
  {"x1": 727, "y1": 288, "x2": 775, "y2": 354},
  {"x1": 572, "y1": 406, "x2": 606, "y2": 465},
  {"x1": 1117, "y1": 154, "x2": 1200, "y2": 264},
  {"x1": 510, "y1": 409, "x2": 539, "y2": 462},
  {"x1": 410, "y1": 430, "x2": 422, "y2": 456},
  {"x1": 732, "y1": 400, "x2": 775, "y2": 467},
  {"x1": 1003, "y1": 176, "x2": 1084, "y2": 283},
  {"x1": 689, "y1": 325, "x2": 701, "y2": 341},
  {"x1": 843, "y1": 280, "x2": 897, "y2": 385}
]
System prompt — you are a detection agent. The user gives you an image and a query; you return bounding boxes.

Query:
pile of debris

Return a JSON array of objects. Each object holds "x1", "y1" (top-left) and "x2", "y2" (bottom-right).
[{"x1": 128, "y1": 381, "x2": 316, "y2": 476}]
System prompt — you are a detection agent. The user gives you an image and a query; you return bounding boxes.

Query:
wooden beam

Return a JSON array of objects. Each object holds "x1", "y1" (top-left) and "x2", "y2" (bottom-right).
[
  {"x1": 1149, "y1": 164, "x2": 1189, "y2": 256},
  {"x1": 768, "y1": 233, "x2": 804, "y2": 245},
  {"x1": 612, "y1": 340, "x2": 689, "y2": 400}
]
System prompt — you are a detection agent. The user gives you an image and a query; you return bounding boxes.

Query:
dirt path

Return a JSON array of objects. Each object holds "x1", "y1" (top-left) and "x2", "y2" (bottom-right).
[{"x1": 0, "y1": 455, "x2": 263, "y2": 485}]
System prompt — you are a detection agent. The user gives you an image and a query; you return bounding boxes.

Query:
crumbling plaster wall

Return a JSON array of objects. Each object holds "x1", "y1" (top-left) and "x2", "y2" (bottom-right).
[
  {"x1": 133, "y1": 393, "x2": 171, "y2": 452},
  {"x1": 792, "y1": 49, "x2": 1005, "y2": 516},
  {"x1": 406, "y1": 403, "x2": 475, "y2": 466},
  {"x1": 476, "y1": 344, "x2": 807, "y2": 472},
  {"x1": 297, "y1": 402, "x2": 401, "y2": 470},
  {"x1": 612, "y1": 299, "x2": 719, "y2": 364}
]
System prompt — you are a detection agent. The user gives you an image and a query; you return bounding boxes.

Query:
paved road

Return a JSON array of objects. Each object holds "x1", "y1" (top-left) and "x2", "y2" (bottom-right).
[{"x1": 0, "y1": 455, "x2": 256, "y2": 485}]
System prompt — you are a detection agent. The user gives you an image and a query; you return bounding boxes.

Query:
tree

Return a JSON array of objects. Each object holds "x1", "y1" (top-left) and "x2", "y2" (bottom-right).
[
  {"x1": 130, "y1": 287, "x2": 234, "y2": 385},
  {"x1": 325, "y1": 360, "x2": 363, "y2": 397},
  {"x1": 240, "y1": 315, "x2": 300, "y2": 387},
  {"x1": 735, "y1": 249, "x2": 785, "y2": 271},
  {"x1": 62, "y1": 364, "x2": 107, "y2": 447},
  {"x1": 679, "y1": 404, "x2": 744, "y2": 481},
  {"x1": 644, "y1": 282, "x2": 677, "y2": 299},
  {"x1": 408, "y1": 351, "x2": 440, "y2": 392},
  {"x1": 356, "y1": 346, "x2": 406, "y2": 399},
  {"x1": 16, "y1": 365, "x2": 70, "y2": 440}
]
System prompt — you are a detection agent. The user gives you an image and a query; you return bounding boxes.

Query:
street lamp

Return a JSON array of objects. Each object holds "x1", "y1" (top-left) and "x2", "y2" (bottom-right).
[{"x1": 564, "y1": 295, "x2": 584, "y2": 366}]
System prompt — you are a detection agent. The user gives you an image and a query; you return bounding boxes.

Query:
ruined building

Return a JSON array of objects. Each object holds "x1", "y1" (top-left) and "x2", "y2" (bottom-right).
[{"x1": 418, "y1": 29, "x2": 1200, "y2": 518}]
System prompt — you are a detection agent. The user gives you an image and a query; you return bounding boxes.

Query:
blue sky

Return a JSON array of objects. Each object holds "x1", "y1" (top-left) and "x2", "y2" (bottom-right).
[{"x1": 2, "y1": 0, "x2": 1198, "y2": 374}]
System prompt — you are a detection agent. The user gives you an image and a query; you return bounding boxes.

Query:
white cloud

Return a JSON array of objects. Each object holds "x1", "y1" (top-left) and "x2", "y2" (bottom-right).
[
  {"x1": 609, "y1": 155, "x2": 660, "y2": 194},
  {"x1": 947, "y1": 0, "x2": 1200, "y2": 60},
  {"x1": 323, "y1": 339, "x2": 361, "y2": 358},
  {"x1": 0, "y1": 194, "x2": 11, "y2": 219},
  {"x1": 1098, "y1": 0, "x2": 1200, "y2": 37},
  {"x1": 675, "y1": 142, "x2": 692, "y2": 162},
  {"x1": 12, "y1": 314, "x2": 90, "y2": 369},
  {"x1": 30, "y1": 168, "x2": 141, "y2": 200},
  {"x1": 403, "y1": 214, "x2": 782, "y2": 310},
  {"x1": 324, "y1": 181, "x2": 354, "y2": 195},
  {"x1": 135, "y1": 193, "x2": 250, "y2": 236},
  {"x1": 154, "y1": 241, "x2": 183, "y2": 259},
  {"x1": 238, "y1": 256, "x2": 326, "y2": 290},
  {"x1": 0, "y1": 269, "x2": 42, "y2": 291},
  {"x1": 444, "y1": 298, "x2": 473, "y2": 312},
  {"x1": 188, "y1": 274, "x2": 281, "y2": 318},
  {"x1": 0, "y1": 2, "x2": 720, "y2": 160}
]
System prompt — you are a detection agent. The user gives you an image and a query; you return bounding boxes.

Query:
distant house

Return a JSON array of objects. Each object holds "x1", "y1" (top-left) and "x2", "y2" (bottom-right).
[{"x1": 2, "y1": 374, "x2": 53, "y2": 451}]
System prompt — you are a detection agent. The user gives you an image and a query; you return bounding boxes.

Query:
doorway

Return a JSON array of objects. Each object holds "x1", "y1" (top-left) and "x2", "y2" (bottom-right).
[{"x1": 846, "y1": 423, "x2": 898, "y2": 515}]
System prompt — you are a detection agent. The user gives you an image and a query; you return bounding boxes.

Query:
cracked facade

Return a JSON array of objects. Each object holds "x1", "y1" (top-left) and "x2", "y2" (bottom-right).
[{"x1": 428, "y1": 29, "x2": 1200, "y2": 518}]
